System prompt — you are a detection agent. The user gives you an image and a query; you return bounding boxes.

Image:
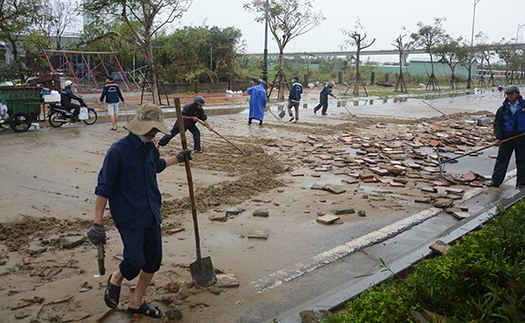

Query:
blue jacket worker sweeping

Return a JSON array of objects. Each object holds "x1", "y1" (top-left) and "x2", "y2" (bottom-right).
[
  {"x1": 313, "y1": 81, "x2": 336, "y2": 115},
  {"x1": 488, "y1": 85, "x2": 525, "y2": 188},
  {"x1": 87, "y1": 104, "x2": 192, "y2": 318},
  {"x1": 247, "y1": 81, "x2": 267, "y2": 125},
  {"x1": 287, "y1": 76, "x2": 303, "y2": 123},
  {"x1": 157, "y1": 96, "x2": 213, "y2": 152}
]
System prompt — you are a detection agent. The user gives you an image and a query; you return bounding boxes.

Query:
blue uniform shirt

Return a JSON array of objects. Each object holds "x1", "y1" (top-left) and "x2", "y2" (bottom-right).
[{"x1": 95, "y1": 133, "x2": 167, "y2": 229}]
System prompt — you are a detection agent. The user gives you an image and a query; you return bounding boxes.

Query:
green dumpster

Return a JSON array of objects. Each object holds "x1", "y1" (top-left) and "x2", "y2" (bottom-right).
[{"x1": 0, "y1": 86, "x2": 43, "y2": 132}]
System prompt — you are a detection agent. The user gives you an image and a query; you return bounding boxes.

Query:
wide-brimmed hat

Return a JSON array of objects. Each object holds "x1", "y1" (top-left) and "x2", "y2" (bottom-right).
[
  {"x1": 504, "y1": 85, "x2": 520, "y2": 94},
  {"x1": 124, "y1": 104, "x2": 170, "y2": 135}
]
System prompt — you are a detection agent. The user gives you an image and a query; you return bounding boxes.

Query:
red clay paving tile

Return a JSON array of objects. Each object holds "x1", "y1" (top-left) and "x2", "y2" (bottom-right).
[
  {"x1": 432, "y1": 181, "x2": 450, "y2": 187},
  {"x1": 429, "y1": 140, "x2": 440, "y2": 147},
  {"x1": 290, "y1": 172, "x2": 304, "y2": 176},
  {"x1": 315, "y1": 167, "x2": 328, "y2": 172},
  {"x1": 470, "y1": 181, "x2": 484, "y2": 187},
  {"x1": 389, "y1": 182, "x2": 405, "y2": 187},
  {"x1": 430, "y1": 240, "x2": 451, "y2": 255},
  {"x1": 316, "y1": 215, "x2": 340, "y2": 224},
  {"x1": 451, "y1": 211, "x2": 470, "y2": 220},
  {"x1": 362, "y1": 176, "x2": 377, "y2": 183},
  {"x1": 445, "y1": 187, "x2": 465, "y2": 194},
  {"x1": 322, "y1": 185, "x2": 347, "y2": 194},
  {"x1": 313, "y1": 143, "x2": 324, "y2": 148},
  {"x1": 308, "y1": 135, "x2": 317, "y2": 140},
  {"x1": 429, "y1": 125, "x2": 439, "y2": 132},
  {"x1": 341, "y1": 179, "x2": 359, "y2": 184},
  {"x1": 421, "y1": 187, "x2": 436, "y2": 192},
  {"x1": 319, "y1": 155, "x2": 333, "y2": 160},
  {"x1": 462, "y1": 173, "x2": 477, "y2": 181}
]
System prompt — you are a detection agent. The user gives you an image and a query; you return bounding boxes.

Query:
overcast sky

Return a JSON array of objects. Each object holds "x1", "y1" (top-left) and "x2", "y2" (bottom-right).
[{"x1": 176, "y1": 0, "x2": 525, "y2": 62}]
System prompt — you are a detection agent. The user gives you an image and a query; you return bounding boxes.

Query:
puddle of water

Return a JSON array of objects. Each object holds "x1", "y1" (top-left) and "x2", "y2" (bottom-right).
[{"x1": 340, "y1": 91, "x2": 476, "y2": 106}]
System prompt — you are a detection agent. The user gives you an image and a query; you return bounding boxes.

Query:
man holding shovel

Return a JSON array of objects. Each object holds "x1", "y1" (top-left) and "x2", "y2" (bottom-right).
[
  {"x1": 158, "y1": 96, "x2": 212, "y2": 153},
  {"x1": 87, "y1": 104, "x2": 192, "y2": 318},
  {"x1": 488, "y1": 85, "x2": 525, "y2": 188}
]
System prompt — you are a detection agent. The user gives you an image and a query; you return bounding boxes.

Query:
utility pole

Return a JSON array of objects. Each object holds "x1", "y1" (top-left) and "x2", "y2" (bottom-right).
[
  {"x1": 467, "y1": 0, "x2": 480, "y2": 90},
  {"x1": 262, "y1": 0, "x2": 269, "y2": 91}
]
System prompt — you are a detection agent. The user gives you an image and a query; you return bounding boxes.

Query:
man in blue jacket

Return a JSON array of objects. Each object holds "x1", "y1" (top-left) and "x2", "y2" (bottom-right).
[
  {"x1": 100, "y1": 75, "x2": 125, "y2": 131},
  {"x1": 157, "y1": 96, "x2": 213, "y2": 152},
  {"x1": 87, "y1": 104, "x2": 191, "y2": 318},
  {"x1": 247, "y1": 80, "x2": 267, "y2": 125},
  {"x1": 313, "y1": 81, "x2": 337, "y2": 115},
  {"x1": 287, "y1": 76, "x2": 302, "y2": 123},
  {"x1": 488, "y1": 85, "x2": 525, "y2": 188}
]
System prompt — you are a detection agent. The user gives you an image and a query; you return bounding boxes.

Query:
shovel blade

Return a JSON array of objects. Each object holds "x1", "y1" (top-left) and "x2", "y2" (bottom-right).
[
  {"x1": 278, "y1": 110, "x2": 285, "y2": 119},
  {"x1": 190, "y1": 256, "x2": 217, "y2": 287}
]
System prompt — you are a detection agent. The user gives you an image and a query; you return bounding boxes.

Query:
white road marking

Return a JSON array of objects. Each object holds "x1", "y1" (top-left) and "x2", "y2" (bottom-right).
[{"x1": 251, "y1": 207, "x2": 442, "y2": 293}]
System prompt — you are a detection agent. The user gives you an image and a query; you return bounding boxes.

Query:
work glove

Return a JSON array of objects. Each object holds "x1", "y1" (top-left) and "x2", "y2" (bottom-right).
[
  {"x1": 87, "y1": 222, "x2": 106, "y2": 245},
  {"x1": 176, "y1": 149, "x2": 193, "y2": 163}
]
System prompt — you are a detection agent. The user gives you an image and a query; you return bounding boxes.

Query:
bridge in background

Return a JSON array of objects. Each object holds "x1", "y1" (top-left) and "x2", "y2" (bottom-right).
[{"x1": 244, "y1": 43, "x2": 525, "y2": 62}]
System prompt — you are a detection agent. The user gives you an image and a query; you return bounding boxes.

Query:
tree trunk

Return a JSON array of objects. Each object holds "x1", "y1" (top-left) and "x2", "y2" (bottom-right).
[
  {"x1": 277, "y1": 50, "x2": 285, "y2": 100},
  {"x1": 353, "y1": 51, "x2": 361, "y2": 96},
  {"x1": 145, "y1": 40, "x2": 160, "y2": 105}
]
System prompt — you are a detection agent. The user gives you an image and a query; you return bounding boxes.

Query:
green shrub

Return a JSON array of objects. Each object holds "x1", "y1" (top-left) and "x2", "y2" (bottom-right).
[{"x1": 324, "y1": 202, "x2": 525, "y2": 323}]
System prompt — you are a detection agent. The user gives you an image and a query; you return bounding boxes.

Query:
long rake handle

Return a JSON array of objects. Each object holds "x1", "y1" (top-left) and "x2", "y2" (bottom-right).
[
  {"x1": 196, "y1": 119, "x2": 244, "y2": 154},
  {"x1": 443, "y1": 133, "x2": 525, "y2": 163}
]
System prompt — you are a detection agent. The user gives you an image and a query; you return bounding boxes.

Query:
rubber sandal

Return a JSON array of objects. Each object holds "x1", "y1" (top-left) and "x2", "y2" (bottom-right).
[
  {"x1": 127, "y1": 301, "x2": 163, "y2": 318},
  {"x1": 289, "y1": 116, "x2": 295, "y2": 122},
  {"x1": 104, "y1": 274, "x2": 121, "y2": 309},
  {"x1": 110, "y1": 127, "x2": 117, "y2": 131}
]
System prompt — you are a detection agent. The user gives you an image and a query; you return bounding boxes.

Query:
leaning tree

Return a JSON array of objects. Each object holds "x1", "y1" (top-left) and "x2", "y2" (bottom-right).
[
  {"x1": 244, "y1": 0, "x2": 324, "y2": 100},
  {"x1": 84, "y1": 0, "x2": 192, "y2": 105}
]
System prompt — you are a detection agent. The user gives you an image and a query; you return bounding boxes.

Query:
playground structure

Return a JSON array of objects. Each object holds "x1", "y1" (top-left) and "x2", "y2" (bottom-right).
[{"x1": 42, "y1": 50, "x2": 134, "y2": 92}]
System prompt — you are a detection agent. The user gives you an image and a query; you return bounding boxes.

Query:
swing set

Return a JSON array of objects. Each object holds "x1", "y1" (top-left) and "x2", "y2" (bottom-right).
[{"x1": 42, "y1": 49, "x2": 134, "y2": 92}]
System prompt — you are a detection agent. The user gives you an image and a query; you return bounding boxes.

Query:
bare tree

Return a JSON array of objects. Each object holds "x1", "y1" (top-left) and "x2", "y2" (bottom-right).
[
  {"x1": 244, "y1": 0, "x2": 324, "y2": 100},
  {"x1": 84, "y1": 0, "x2": 192, "y2": 104},
  {"x1": 35, "y1": 0, "x2": 79, "y2": 50},
  {"x1": 392, "y1": 34, "x2": 408, "y2": 92},
  {"x1": 495, "y1": 39, "x2": 518, "y2": 84},
  {"x1": 476, "y1": 33, "x2": 496, "y2": 86},
  {"x1": 341, "y1": 20, "x2": 375, "y2": 96},
  {"x1": 410, "y1": 17, "x2": 446, "y2": 91}
]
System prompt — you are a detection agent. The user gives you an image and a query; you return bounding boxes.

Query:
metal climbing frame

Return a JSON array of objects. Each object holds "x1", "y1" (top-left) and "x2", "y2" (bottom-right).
[{"x1": 42, "y1": 50, "x2": 133, "y2": 92}]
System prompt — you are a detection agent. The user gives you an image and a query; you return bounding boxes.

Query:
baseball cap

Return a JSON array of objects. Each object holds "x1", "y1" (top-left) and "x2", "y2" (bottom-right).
[{"x1": 504, "y1": 85, "x2": 520, "y2": 93}]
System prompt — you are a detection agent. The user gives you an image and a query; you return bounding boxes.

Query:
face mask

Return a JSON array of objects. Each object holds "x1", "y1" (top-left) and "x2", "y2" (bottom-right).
[{"x1": 138, "y1": 135, "x2": 152, "y2": 143}]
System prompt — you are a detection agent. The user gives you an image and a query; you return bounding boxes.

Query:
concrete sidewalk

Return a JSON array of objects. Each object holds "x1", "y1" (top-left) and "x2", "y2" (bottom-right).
[{"x1": 272, "y1": 171, "x2": 523, "y2": 323}]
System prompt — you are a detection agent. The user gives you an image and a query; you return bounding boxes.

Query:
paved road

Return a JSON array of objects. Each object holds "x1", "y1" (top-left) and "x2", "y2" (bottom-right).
[{"x1": 1, "y1": 88, "x2": 523, "y2": 323}]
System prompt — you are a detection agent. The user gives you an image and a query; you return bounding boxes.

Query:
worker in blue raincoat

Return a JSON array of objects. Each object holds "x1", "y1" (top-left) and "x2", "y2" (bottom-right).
[{"x1": 247, "y1": 80, "x2": 267, "y2": 125}]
